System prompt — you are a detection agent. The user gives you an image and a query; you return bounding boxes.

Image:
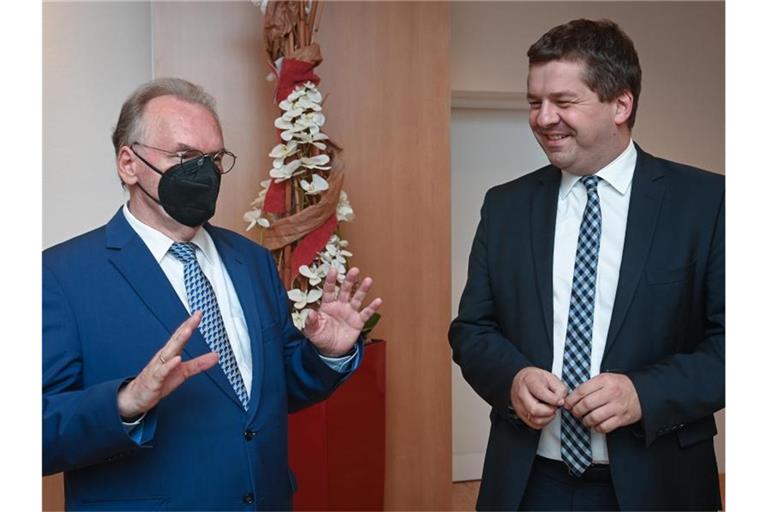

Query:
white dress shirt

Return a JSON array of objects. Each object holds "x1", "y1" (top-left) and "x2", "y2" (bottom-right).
[
  {"x1": 123, "y1": 204, "x2": 255, "y2": 396},
  {"x1": 536, "y1": 140, "x2": 636, "y2": 464}
]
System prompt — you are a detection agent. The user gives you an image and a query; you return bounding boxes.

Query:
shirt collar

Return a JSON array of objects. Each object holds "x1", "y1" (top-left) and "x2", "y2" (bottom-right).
[
  {"x1": 122, "y1": 203, "x2": 215, "y2": 265},
  {"x1": 559, "y1": 139, "x2": 637, "y2": 200}
]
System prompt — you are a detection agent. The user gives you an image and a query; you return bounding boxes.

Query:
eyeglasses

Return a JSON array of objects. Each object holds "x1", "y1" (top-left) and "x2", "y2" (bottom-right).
[{"x1": 131, "y1": 141, "x2": 237, "y2": 174}]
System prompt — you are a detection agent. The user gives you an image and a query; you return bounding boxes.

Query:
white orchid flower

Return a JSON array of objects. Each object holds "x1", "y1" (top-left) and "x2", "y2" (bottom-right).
[
  {"x1": 270, "y1": 158, "x2": 303, "y2": 181},
  {"x1": 325, "y1": 234, "x2": 341, "y2": 249},
  {"x1": 299, "y1": 264, "x2": 326, "y2": 286},
  {"x1": 306, "y1": 89, "x2": 322, "y2": 104},
  {"x1": 274, "y1": 116, "x2": 303, "y2": 141},
  {"x1": 293, "y1": 132, "x2": 329, "y2": 145},
  {"x1": 287, "y1": 87, "x2": 306, "y2": 102},
  {"x1": 243, "y1": 208, "x2": 270, "y2": 230},
  {"x1": 300, "y1": 174, "x2": 330, "y2": 195},
  {"x1": 294, "y1": 112, "x2": 326, "y2": 130},
  {"x1": 329, "y1": 258, "x2": 348, "y2": 282},
  {"x1": 291, "y1": 308, "x2": 310, "y2": 330},
  {"x1": 278, "y1": 99, "x2": 298, "y2": 112},
  {"x1": 268, "y1": 141, "x2": 299, "y2": 159},
  {"x1": 336, "y1": 191, "x2": 355, "y2": 222},
  {"x1": 335, "y1": 246, "x2": 353, "y2": 264},
  {"x1": 287, "y1": 288, "x2": 322, "y2": 309},
  {"x1": 296, "y1": 96, "x2": 322, "y2": 111},
  {"x1": 300, "y1": 154, "x2": 331, "y2": 170},
  {"x1": 274, "y1": 117, "x2": 294, "y2": 130},
  {"x1": 281, "y1": 107, "x2": 305, "y2": 121}
]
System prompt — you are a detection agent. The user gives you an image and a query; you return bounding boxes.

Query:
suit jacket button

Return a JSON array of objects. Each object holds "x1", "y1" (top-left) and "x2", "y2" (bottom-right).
[
  {"x1": 243, "y1": 493, "x2": 255, "y2": 504},
  {"x1": 244, "y1": 430, "x2": 255, "y2": 441}
]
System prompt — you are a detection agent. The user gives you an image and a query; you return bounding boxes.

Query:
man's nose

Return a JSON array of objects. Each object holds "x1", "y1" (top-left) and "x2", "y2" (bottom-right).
[{"x1": 535, "y1": 102, "x2": 559, "y2": 128}]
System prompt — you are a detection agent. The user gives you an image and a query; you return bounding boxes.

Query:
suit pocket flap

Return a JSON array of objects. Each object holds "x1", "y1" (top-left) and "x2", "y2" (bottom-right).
[
  {"x1": 677, "y1": 416, "x2": 717, "y2": 448},
  {"x1": 646, "y1": 261, "x2": 696, "y2": 285}
]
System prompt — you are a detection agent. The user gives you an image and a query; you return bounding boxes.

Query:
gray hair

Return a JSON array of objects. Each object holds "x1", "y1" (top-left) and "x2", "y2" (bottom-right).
[{"x1": 111, "y1": 77, "x2": 221, "y2": 155}]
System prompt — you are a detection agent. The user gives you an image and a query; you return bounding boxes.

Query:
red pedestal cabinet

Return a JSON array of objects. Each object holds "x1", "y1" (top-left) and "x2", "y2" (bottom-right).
[{"x1": 288, "y1": 339, "x2": 386, "y2": 511}]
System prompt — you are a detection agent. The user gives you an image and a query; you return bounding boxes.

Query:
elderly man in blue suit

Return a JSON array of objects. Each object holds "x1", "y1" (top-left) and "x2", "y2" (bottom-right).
[
  {"x1": 43, "y1": 77, "x2": 382, "y2": 510},
  {"x1": 450, "y1": 19, "x2": 723, "y2": 511}
]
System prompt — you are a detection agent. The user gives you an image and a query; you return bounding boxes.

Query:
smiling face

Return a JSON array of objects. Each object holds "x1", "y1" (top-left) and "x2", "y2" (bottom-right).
[{"x1": 527, "y1": 59, "x2": 632, "y2": 175}]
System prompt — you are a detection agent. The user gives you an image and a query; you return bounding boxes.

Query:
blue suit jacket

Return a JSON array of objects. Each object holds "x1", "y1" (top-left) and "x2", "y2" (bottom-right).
[
  {"x1": 43, "y1": 209, "x2": 362, "y2": 511},
  {"x1": 449, "y1": 146, "x2": 724, "y2": 511}
]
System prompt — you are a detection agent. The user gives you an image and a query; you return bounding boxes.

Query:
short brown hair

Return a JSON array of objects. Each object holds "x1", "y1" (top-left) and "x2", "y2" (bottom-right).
[
  {"x1": 111, "y1": 77, "x2": 221, "y2": 155},
  {"x1": 528, "y1": 19, "x2": 642, "y2": 128}
]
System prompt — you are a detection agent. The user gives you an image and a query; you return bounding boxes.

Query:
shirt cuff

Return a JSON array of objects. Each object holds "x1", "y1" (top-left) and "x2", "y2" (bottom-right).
[
  {"x1": 317, "y1": 344, "x2": 358, "y2": 373},
  {"x1": 122, "y1": 412, "x2": 148, "y2": 442}
]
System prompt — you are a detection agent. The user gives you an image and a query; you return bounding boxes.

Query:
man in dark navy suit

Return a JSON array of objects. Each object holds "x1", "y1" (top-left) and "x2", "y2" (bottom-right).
[
  {"x1": 450, "y1": 19, "x2": 723, "y2": 511},
  {"x1": 43, "y1": 77, "x2": 382, "y2": 510}
]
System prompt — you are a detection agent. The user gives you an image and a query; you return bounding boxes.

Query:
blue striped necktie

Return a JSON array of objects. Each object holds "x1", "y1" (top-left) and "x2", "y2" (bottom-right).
[
  {"x1": 168, "y1": 242, "x2": 249, "y2": 410},
  {"x1": 561, "y1": 175, "x2": 601, "y2": 476}
]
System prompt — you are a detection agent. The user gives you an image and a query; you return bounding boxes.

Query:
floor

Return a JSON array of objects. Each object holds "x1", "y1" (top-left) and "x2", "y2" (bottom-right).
[
  {"x1": 452, "y1": 480, "x2": 480, "y2": 511},
  {"x1": 452, "y1": 476, "x2": 726, "y2": 511}
]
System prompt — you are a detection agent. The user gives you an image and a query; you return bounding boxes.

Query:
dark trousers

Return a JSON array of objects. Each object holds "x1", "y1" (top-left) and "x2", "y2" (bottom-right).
[{"x1": 518, "y1": 456, "x2": 620, "y2": 511}]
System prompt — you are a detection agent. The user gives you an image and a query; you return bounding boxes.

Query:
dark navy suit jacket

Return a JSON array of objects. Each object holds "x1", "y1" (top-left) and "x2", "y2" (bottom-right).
[
  {"x1": 449, "y1": 146, "x2": 724, "y2": 511},
  {"x1": 43, "y1": 209, "x2": 362, "y2": 510}
]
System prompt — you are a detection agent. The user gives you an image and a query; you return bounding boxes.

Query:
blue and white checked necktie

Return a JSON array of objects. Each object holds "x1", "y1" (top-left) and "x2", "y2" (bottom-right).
[
  {"x1": 561, "y1": 175, "x2": 601, "y2": 476},
  {"x1": 168, "y1": 242, "x2": 249, "y2": 410}
]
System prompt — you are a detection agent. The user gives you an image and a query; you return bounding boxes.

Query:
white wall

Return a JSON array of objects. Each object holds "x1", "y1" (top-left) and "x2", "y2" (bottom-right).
[
  {"x1": 42, "y1": 1, "x2": 152, "y2": 248},
  {"x1": 451, "y1": 108, "x2": 549, "y2": 480}
]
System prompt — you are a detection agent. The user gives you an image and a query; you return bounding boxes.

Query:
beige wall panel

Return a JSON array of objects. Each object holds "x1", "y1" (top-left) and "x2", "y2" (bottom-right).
[
  {"x1": 451, "y1": 1, "x2": 724, "y2": 174},
  {"x1": 315, "y1": 3, "x2": 453, "y2": 508},
  {"x1": 154, "y1": 1, "x2": 453, "y2": 509}
]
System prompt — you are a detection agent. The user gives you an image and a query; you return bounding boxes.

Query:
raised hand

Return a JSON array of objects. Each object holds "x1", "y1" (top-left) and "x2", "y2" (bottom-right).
[
  {"x1": 510, "y1": 367, "x2": 568, "y2": 429},
  {"x1": 116, "y1": 311, "x2": 219, "y2": 419},
  {"x1": 304, "y1": 267, "x2": 383, "y2": 357},
  {"x1": 564, "y1": 372, "x2": 642, "y2": 434}
]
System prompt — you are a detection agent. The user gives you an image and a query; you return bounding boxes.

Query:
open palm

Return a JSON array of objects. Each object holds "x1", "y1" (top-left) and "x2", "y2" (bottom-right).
[{"x1": 304, "y1": 267, "x2": 382, "y2": 357}]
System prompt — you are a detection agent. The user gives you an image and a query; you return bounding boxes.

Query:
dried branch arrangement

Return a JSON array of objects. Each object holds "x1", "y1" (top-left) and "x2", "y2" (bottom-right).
[{"x1": 245, "y1": 1, "x2": 378, "y2": 334}]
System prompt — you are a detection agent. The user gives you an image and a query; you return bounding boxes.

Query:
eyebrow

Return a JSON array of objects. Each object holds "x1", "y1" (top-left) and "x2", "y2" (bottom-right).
[
  {"x1": 170, "y1": 143, "x2": 225, "y2": 154},
  {"x1": 171, "y1": 143, "x2": 199, "y2": 153},
  {"x1": 527, "y1": 91, "x2": 580, "y2": 100}
]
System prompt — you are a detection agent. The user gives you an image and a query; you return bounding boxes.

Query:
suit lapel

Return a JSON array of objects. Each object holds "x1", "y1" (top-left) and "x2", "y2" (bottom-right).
[
  {"x1": 208, "y1": 228, "x2": 265, "y2": 420},
  {"x1": 603, "y1": 147, "x2": 666, "y2": 359},
  {"x1": 105, "y1": 210, "x2": 245, "y2": 410},
  {"x1": 529, "y1": 167, "x2": 561, "y2": 364}
]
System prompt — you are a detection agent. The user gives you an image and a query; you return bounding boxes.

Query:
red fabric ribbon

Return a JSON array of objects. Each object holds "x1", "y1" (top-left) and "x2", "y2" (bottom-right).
[
  {"x1": 263, "y1": 180, "x2": 287, "y2": 214},
  {"x1": 291, "y1": 215, "x2": 338, "y2": 278},
  {"x1": 276, "y1": 58, "x2": 320, "y2": 102}
]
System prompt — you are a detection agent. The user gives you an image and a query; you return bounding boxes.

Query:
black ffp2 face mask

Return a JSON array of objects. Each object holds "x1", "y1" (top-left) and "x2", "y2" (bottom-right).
[{"x1": 134, "y1": 152, "x2": 222, "y2": 227}]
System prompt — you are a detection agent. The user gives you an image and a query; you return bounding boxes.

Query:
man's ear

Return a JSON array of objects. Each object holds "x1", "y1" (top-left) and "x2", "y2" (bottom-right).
[
  {"x1": 614, "y1": 90, "x2": 634, "y2": 126},
  {"x1": 116, "y1": 146, "x2": 139, "y2": 185}
]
